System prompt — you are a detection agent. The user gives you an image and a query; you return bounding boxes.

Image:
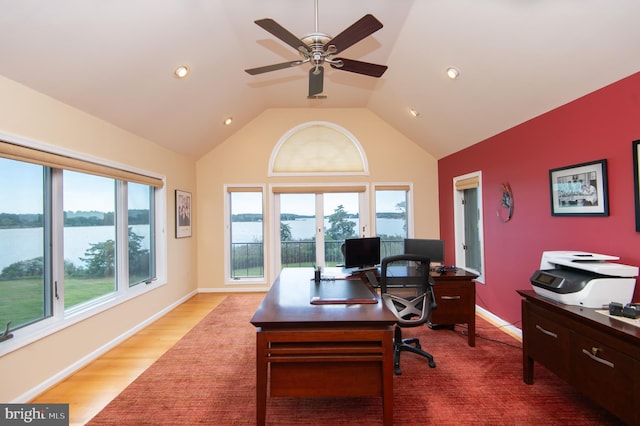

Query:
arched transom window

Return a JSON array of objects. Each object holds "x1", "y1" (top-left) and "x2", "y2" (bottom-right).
[{"x1": 269, "y1": 121, "x2": 368, "y2": 175}]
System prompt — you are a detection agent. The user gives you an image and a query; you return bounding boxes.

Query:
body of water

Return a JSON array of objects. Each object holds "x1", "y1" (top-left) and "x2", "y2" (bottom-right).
[
  {"x1": 232, "y1": 218, "x2": 405, "y2": 243},
  {"x1": 0, "y1": 225, "x2": 150, "y2": 270},
  {"x1": 0, "y1": 219, "x2": 403, "y2": 271}
]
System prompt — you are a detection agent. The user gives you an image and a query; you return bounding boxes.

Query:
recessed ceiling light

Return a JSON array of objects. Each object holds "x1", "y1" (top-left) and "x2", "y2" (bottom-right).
[
  {"x1": 223, "y1": 117, "x2": 233, "y2": 126},
  {"x1": 174, "y1": 65, "x2": 190, "y2": 79},
  {"x1": 409, "y1": 108, "x2": 420, "y2": 118},
  {"x1": 446, "y1": 67, "x2": 460, "y2": 80}
]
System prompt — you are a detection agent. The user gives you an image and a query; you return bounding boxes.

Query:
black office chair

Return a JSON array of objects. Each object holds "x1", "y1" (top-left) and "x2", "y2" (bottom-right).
[{"x1": 380, "y1": 254, "x2": 437, "y2": 375}]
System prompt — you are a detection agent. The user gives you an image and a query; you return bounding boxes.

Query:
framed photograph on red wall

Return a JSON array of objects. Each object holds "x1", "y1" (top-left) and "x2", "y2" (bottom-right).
[
  {"x1": 549, "y1": 159, "x2": 609, "y2": 216},
  {"x1": 633, "y1": 141, "x2": 640, "y2": 231}
]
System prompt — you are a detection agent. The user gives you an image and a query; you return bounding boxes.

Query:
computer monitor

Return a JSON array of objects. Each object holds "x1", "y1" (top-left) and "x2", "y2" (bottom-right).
[
  {"x1": 344, "y1": 237, "x2": 381, "y2": 270},
  {"x1": 403, "y1": 238, "x2": 445, "y2": 264}
]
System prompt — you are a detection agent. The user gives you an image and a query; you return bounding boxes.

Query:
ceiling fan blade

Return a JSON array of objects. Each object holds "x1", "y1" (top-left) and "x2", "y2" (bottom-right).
[
  {"x1": 330, "y1": 58, "x2": 388, "y2": 78},
  {"x1": 254, "y1": 18, "x2": 308, "y2": 53},
  {"x1": 324, "y1": 14, "x2": 383, "y2": 54},
  {"x1": 245, "y1": 60, "x2": 303, "y2": 75},
  {"x1": 308, "y1": 66, "x2": 324, "y2": 97}
]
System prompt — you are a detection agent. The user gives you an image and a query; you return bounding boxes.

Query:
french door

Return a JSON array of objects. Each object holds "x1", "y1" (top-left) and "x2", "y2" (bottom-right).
[{"x1": 273, "y1": 187, "x2": 368, "y2": 272}]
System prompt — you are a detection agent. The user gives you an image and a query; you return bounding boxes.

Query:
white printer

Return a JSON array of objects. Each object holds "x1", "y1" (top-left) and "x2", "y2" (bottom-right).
[{"x1": 530, "y1": 251, "x2": 638, "y2": 308}]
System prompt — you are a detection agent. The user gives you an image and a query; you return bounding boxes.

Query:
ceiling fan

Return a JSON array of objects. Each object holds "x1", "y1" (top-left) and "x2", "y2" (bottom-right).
[{"x1": 244, "y1": 0, "x2": 388, "y2": 98}]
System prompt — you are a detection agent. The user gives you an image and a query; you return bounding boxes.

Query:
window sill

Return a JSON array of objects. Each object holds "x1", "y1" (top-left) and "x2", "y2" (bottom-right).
[
  {"x1": 224, "y1": 277, "x2": 268, "y2": 286},
  {"x1": 0, "y1": 279, "x2": 166, "y2": 358}
]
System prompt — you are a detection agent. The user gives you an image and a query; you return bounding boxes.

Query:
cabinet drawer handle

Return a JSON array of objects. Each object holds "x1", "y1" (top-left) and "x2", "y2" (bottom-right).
[
  {"x1": 535, "y1": 324, "x2": 558, "y2": 338},
  {"x1": 441, "y1": 296, "x2": 461, "y2": 300},
  {"x1": 582, "y1": 348, "x2": 614, "y2": 369}
]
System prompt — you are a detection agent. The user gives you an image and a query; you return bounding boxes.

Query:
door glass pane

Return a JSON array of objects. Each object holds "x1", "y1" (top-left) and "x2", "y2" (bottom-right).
[
  {"x1": 376, "y1": 190, "x2": 407, "y2": 257},
  {"x1": 324, "y1": 193, "x2": 359, "y2": 267},
  {"x1": 230, "y1": 191, "x2": 264, "y2": 278},
  {"x1": 280, "y1": 193, "x2": 316, "y2": 268},
  {"x1": 463, "y1": 188, "x2": 482, "y2": 273},
  {"x1": 128, "y1": 183, "x2": 154, "y2": 286},
  {"x1": 0, "y1": 158, "x2": 48, "y2": 330},
  {"x1": 63, "y1": 171, "x2": 116, "y2": 309}
]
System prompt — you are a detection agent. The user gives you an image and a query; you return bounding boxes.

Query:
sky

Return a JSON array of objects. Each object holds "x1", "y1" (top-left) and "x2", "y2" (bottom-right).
[
  {"x1": 1, "y1": 158, "x2": 149, "y2": 214},
  {"x1": 1, "y1": 159, "x2": 44, "y2": 214},
  {"x1": 231, "y1": 190, "x2": 405, "y2": 216},
  {"x1": 2, "y1": 157, "x2": 404, "y2": 215}
]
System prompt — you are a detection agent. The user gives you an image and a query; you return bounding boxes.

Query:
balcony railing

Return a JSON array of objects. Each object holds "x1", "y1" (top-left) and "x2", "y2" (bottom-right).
[{"x1": 231, "y1": 239, "x2": 403, "y2": 278}]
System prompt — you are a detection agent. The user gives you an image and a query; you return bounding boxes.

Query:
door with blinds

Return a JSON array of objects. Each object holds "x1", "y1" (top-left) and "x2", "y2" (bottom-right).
[{"x1": 454, "y1": 173, "x2": 484, "y2": 278}]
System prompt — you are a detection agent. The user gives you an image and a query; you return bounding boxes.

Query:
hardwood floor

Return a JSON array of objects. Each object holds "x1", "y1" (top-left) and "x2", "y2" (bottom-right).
[{"x1": 29, "y1": 293, "x2": 230, "y2": 426}]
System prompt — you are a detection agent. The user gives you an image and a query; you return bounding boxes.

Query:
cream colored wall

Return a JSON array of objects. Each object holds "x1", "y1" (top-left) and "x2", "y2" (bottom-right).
[
  {"x1": 0, "y1": 76, "x2": 197, "y2": 402},
  {"x1": 196, "y1": 108, "x2": 439, "y2": 291}
]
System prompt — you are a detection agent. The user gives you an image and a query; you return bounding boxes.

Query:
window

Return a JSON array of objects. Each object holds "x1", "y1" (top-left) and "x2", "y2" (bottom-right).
[
  {"x1": 279, "y1": 193, "x2": 317, "y2": 268},
  {"x1": 63, "y1": 171, "x2": 117, "y2": 310},
  {"x1": 0, "y1": 139, "x2": 164, "y2": 354},
  {"x1": 0, "y1": 158, "x2": 49, "y2": 330},
  {"x1": 271, "y1": 185, "x2": 368, "y2": 272},
  {"x1": 226, "y1": 187, "x2": 265, "y2": 282},
  {"x1": 128, "y1": 182, "x2": 155, "y2": 286},
  {"x1": 275, "y1": 190, "x2": 363, "y2": 270},
  {"x1": 374, "y1": 185, "x2": 410, "y2": 258},
  {"x1": 453, "y1": 172, "x2": 485, "y2": 282},
  {"x1": 270, "y1": 122, "x2": 368, "y2": 175},
  {"x1": 323, "y1": 192, "x2": 360, "y2": 267}
]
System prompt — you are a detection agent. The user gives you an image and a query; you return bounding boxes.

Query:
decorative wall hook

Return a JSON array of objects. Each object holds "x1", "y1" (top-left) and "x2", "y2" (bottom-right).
[{"x1": 498, "y1": 182, "x2": 514, "y2": 222}]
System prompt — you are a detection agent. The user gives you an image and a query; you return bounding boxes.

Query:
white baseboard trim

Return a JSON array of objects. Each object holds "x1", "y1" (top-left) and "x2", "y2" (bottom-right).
[
  {"x1": 13, "y1": 290, "x2": 198, "y2": 403},
  {"x1": 476, "y1": 305, "x2": 522, "y2": 341},
  {"x1": 198, "y1": 287, "x2": 268, "y2": 293}
]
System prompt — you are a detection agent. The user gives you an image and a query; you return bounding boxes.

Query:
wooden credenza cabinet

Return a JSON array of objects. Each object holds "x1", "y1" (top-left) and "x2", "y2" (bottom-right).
[
  {"x1": 518, "y1": 290, "x2": 640, "y2": 425},
  {"x1": 430, "y1": 269, "x2": 478, "y2": 347}
]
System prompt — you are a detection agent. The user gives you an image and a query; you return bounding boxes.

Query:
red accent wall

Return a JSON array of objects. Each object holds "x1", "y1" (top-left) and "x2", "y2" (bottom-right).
[{"x1": 438, "y1": 72, "x2": 640, "y2": 325}]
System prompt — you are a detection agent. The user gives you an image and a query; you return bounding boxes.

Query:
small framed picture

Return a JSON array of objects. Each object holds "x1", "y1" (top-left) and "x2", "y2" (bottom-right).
[
  {"x1": 175, "y1": 190, "x2": 192, "y2": 238},
  {"x1": 549, "y1": 159, "x2": 609, "y2": 216}
]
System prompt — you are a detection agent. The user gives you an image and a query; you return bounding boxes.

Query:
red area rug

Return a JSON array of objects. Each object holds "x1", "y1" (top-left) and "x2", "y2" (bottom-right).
[{"x1": 88, "y1": 294, "x2": 622, "y2": 425}]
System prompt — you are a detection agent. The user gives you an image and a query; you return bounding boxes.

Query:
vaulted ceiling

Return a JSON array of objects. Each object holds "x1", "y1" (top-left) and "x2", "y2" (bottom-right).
[{"x1": 1, "y1": 0, "x2": 639, "y2": 160}]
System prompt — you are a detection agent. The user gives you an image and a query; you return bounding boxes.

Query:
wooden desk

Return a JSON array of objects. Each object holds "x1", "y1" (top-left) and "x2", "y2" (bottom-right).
[
  {"x1": 518, "y1": 290, "x2": 640, "y2": 425},
  {"x1": 250, "y1": 268, "x2": 397, "y2": 426}
]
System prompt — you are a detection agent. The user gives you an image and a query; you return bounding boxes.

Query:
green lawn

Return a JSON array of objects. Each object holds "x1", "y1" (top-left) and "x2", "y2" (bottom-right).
[{"x1": 0, "y1": 277, "x2": 114, "y2": 329}]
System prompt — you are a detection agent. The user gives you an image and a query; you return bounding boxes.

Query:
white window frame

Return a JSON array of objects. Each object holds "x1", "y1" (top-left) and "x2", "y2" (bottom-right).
[
  {"x1": 453, "y1": 171, "x2": 485, "y2": 283},
  {"x1": 223, "y1": 184, "x2": 267, "y2": 285},
  {"x1": 371, "y1": 183, "x2": 414, "y2": 238},
  {"x1": 0, "y1": 132, "x2": 167, "y2": 357}
]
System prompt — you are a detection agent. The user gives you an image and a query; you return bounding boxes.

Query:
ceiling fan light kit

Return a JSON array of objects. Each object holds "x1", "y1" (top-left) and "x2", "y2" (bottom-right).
[{"x1": 245, "y1": 0, "x2": 388, "y2": 98}]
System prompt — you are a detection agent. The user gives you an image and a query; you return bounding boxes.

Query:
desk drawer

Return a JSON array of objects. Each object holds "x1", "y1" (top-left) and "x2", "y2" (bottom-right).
[
  {"x1": 570, "y1": 333, "x2": 636, "y2": 424},
  {"x1": 525, "y1": 308, "x2": 571, "y2": 381},
  {"x1": 431, "y1": 284, "x2": 471, "y2": 323},
  {"x1": 271, "y1": 361, "x2": 383, "y2": 397}
]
